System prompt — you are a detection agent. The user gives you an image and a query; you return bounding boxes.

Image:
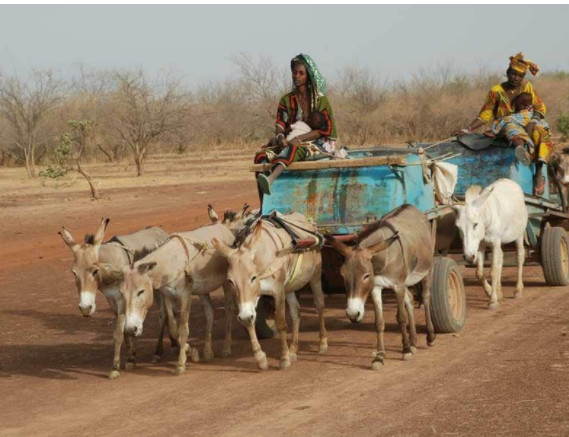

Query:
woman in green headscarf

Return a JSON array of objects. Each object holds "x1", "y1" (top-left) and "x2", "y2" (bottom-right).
[{"x1": 255, "y1": 53, "x2": 338, "y2": 196}]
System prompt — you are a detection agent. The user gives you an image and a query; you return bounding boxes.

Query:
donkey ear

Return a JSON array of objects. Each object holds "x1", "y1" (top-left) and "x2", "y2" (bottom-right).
[
  {"x1": 59, "y1": 227, "x2": 80, "y2": 253},
  {"x1": 472, "y1": 186, "x2": 495, "y2": 209},
  {"x1": 137, "y1": 261, "x2": 157, "y2": 276},
  {"x1": 93, "y1": 217, "x2": 110, "y2": 246},
  {"x1": 235, "y1": 203, "x2": 250, "y2": 220},
  {"x1": 325, "y1": 235, "x2": 353, "y2": 258},
  {"x1": 208, "y1": 204, "x2": 219, "y2": 223},
  {"x1": 245, "y1": 220, "x2": 263, "y2": 249},
  {"x1": 212, "y1": 238, "x2": 235, "y2": 258},
  {"x1": 367, "y1": 231, "x2": 400, "y2": 255},
  {"x1": 550, "y1": 151, "x2": 561, "y2": 168}
]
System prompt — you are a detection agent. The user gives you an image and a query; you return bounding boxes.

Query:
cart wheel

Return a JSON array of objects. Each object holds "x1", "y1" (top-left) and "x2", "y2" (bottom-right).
[
  {"x1": 541, "y1": 227, "x2": 569, "y2": 286},
  {"x1": 255, "y1": 296, "x2": 278, "y2": 339},
  {"x1": 430, "y1": 257, "x2": 466, "y2": 333}
]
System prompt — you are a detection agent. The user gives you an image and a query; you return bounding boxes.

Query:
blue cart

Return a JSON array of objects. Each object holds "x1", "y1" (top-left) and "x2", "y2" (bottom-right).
[{"x1": 251, "y1": 137, "x2": 569, "y2": 334}]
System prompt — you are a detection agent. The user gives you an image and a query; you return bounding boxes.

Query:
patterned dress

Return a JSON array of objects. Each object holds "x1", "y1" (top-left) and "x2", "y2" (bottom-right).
[{"x1": 477, "y1": 81, "x2": 552, "y2": 162}]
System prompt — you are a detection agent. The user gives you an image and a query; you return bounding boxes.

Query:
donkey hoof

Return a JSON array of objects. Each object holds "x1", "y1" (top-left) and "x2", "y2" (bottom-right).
[
  {"x1": 402, "y1": 352, "x2": 414, "y2": 361},
  {"x1": 125, "y1": 361, "x2": 136, "y2": 370},
  {"x1": 255, "y1": 351, "x2": 268, "y2": 370},
  {"x1": 175, "y1": 365, "x2": 186, "y2": 375},
  {"x1": 488, "y1": 301, "x2": 499, "y2": 310},
  {"x1": 190, "y1": 348, "x2": 200, "y2": 363},
  {"x1": 410, "y1": 346, "x2": 417, "y2": 354},
  {"x1": 280, "y1": 358, "x2": 291, "y2": 370},
  {"x1": 203, "y1": 349, "x2": 214, "y2": 363},
  {"x1": 289, "y1": 352, "x2": 297, "y2": 362},
  {"x1": 220, "y1": 346, "x2": 232, "y2": 358},
  {"x1": 427, "y1": 338, "x2": 437, "y2": 347},
  {"x1": 513, "y1": 291, "x2": 523, "y2": 299},
  {"x1": 318, "y1": 342, "x2": 328, "y2": 354},
  {"x1": 108, "y1": 370, "x2": 121, "y2": 379},
  {"x1": 371, "y1": 359, "x2": 384, "y2": 371},
  {"x1": 151, "y1": 354, "x2": 162, "y2": 363}
]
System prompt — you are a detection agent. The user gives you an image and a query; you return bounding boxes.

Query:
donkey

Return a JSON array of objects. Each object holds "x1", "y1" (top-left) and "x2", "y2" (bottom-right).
[
  {"x1": 208, "y1": 203, "x2": 259, "y2": 234},
  {"x1": 59, "y1": 218, "x2": 170, "y2": 378},
  {"x1": 212, "y1": 213, "x2": 328, "y2": 371},
  {"x1": 114, "y1": 223, "x2": 236, "y2": 375},
  {"x1": 327, "y1": 204, "x2": 436, "y2": 370},
  {"x1": 550, "y1": 148, "x2": 569, "y2": 205},
  {"x1": 453, "y1": 179, "x2": 528, "y2": 309}
]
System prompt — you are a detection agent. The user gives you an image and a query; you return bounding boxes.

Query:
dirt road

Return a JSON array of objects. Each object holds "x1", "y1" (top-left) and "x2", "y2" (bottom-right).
[{"x1": 1, "y1": 177, "x2": 569, "y2": 437}]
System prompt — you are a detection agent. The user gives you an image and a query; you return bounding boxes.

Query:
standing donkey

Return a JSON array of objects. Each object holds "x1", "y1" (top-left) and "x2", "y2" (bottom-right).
[
  {"x1": 59, "y1": 218, "x2": 169, "y2": 378},
  {"x1": 327, "y1": 204, "x2": 437, "y2": 370},
  {"x1": 212, "y1": 213, "x2": 328, "y2": 371},
  {"x1": 453, "y1": 179, "x2": 528, "y2": 309},
  {"x1": 115, "y1": 223, "x2": 236, "y2": 375}
]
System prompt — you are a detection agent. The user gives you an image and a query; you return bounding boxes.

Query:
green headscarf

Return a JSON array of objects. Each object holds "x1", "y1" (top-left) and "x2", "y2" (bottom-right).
[{"x1": 291, "y1": 53, "x2": 327, "y2": 111}]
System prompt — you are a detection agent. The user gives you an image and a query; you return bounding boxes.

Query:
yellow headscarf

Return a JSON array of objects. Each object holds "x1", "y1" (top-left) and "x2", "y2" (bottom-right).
[{"x1": 509, "y1": 52, "x2": 539, "y2": 76}]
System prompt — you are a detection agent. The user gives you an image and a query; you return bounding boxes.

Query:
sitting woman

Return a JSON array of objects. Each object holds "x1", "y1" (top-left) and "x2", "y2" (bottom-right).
[
  {"x1": 454, "y1": 53, "x2": 553, "y2": 195},
  {"x1": 255, "y1": 53, "x2": 338, "y2": 197}
]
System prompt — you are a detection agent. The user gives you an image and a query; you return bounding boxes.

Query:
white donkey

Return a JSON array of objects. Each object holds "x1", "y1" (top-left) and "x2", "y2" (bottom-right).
[
  {"x1": 59, "y1": 218, "x2": 170, "y2": 378},
  {"x1": 453, "y1": 179, "x2": 528, "y2": 309}
]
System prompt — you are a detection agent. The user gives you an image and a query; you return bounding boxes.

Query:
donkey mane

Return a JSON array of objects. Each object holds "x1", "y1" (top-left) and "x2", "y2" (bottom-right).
[
  {"x1": 563, "y1": 147, "x2": 569, "y2": 155},
  {"x1": 465, "y1": 185, "x2": 483, "y2": 203},
  {"x1": 355, "y1": 204, "x2": 411, "y2": 245},
  {"x1": 132, "y1": 246, "x2": 156, "y2": 262},
  {"x1": 84, "y1": 234, "x2": 95, "y2": 245},
  {"x1": 223, "y1": 211, "x2": 237, "y2": 222}
]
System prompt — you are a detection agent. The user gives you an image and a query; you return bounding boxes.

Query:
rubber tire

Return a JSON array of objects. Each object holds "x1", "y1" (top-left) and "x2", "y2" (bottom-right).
[
  {"x1": 255, "y1": 296, "x2": 277, "y2": 339},
  {"x1": 541, "y1": 227, "x2": 569, "y2": 286},
  {"x1": 430, "y1": 257, "x2": 466, "y2": 333}
]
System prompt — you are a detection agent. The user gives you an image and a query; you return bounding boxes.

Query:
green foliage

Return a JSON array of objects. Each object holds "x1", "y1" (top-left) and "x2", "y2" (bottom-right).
[
  {"x1": 557, "y1": 111, "x2": 569, "y2": 138},
  {"x1": 39, "y1": 133, "x2": 73, "y2": 179}
]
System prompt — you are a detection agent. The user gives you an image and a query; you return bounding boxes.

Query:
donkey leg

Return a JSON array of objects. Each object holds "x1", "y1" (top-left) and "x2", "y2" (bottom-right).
[
  {"x1": 488, "y1": 243, "x2": 502, "y2": 309},
  {"x1": 275, "y1": 292, "x2": 292, "y2": 370},
  {"x1": 514, "y1": 236, "x2": 525, "y2": 298},
  {"x1": 285, "y1": 292, "x2": 300, "y2": 362},
  {"x1": 421, "y1": 270, "x2": 437, "y2": 347},
  {"x1": 370, "y1": 286, "x2": 385, "y2": 370},
  {"x1": 109, "y1": 313, "x2": 126, "y2": 379},
  {"x1": 476, "y1": 245, "x2": 492, "y2": 298},
  {"x1": 404, "y1": 288, "x2": 418, "y2": 355},
  {"x1": 220, "y1": 285, "x2": 236, "y2": 357},
  {"x1": 200, "y1": 294, "x2": 215, "y2": 363},
  {"x1": 125, "y1": 336, "x2": 137, "y2": 370},
  {"x1": 165, "y1": 294, "x2": 198, "y2": 362},
  {"x1": 245, "y1": 324, "x2": 268, "y2": 370},
  {"x1": 175, "y1": 292, "x2": 193, "y2": 375},
  {"x1": 309, "y1": 269, "x2": 328, "y2": 354},
  {"x1": 394, "y1": 285, "x2": 413, "y2": 360},
  {"x1": 152, "y1": 293, "x2": 167, "y2": 363}
]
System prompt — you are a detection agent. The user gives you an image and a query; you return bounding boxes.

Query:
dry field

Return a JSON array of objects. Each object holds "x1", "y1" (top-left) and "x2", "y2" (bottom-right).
[{"x1": 1, "y1": 153, "x2": 569, "y2": 437}]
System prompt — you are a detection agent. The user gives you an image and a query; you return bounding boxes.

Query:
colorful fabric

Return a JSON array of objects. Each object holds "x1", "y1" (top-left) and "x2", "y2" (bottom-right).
[
  {"x1": 276, "y1": 92, "x2": 338, "y2": 140},
  {"x1": 491, "y1": 109, "x2": 553, "y2": 163},
  {"x1": 254, "y1": 145, "x2": 309, "y2": 170},
  {"x1": 509, "y1": 52, "x2": 539, "y2": 76},
  {"x1": 476, "y1": 81, "x2": 546, "y2": 123}
]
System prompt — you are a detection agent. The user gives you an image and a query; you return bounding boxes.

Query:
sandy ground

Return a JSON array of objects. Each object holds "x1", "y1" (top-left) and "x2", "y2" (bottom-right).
[{"x1": 1, "y1": 160, "x2": 569, "y2": 437}]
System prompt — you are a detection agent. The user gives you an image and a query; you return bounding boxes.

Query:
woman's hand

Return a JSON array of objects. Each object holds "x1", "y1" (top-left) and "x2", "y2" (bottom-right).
[
  {"x1": 452, "y1": 128, "x2": 470, "y2": 138},
  {"x1": 289, "y1": 137, "x2": 301, "y2": 146}
]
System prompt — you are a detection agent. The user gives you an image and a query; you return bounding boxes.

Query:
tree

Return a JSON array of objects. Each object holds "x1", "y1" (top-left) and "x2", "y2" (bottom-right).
[
  {"x1": 110, "y1": 70, "x2": 192, "y2": 176},
  {"x1": 0, "y1": 70, "x2": 60, "y2": 177}
]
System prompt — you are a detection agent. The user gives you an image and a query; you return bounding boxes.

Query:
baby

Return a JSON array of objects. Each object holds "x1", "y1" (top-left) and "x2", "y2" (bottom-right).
[
  {"x1": 492, "y1": 92, "x2": 535, "y2": 137},
  {"x1": 287, "y1": 111, "x2": 336, "y2": 154}
]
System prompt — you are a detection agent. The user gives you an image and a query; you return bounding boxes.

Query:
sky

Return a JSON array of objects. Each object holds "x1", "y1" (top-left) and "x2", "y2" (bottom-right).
[{"x1": 1, "y1": 5, "x2": 568, "y2": 87}]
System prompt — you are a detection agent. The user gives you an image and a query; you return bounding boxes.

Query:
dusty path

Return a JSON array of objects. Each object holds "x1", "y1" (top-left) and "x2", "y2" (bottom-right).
[{"x1": 1, "y1": 177, "x2": 569, "y2": 437}]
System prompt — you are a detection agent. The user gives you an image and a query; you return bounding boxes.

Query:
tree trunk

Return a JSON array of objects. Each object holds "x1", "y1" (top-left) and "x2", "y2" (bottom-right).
[
  {"x1": 134, "y1": 145, "x2": 146, "y2": 177},
  {"x1": 97, "y1": 144, "x2": 114, "y2": 163},
  {"x1": 76, "y1": 161, "x2": 100, "y2": 200},
  {"x1": 24, "y1": 150, "x2": 33, "y2": 178},
  {"x1": 30, "y1": 145, "x2": 36, "y2": 177}
]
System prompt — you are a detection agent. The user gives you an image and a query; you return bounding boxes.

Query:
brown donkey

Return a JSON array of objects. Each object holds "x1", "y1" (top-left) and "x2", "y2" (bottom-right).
[
  {"x1": 212, "y1": 213, "x2": 328, "y2": 371},
  {"x1": 327, "y1": 204, "x2": 436, "y2": 370},
  {"x1": 59, "y1": 218, "x2": 170, "y2": 378}
]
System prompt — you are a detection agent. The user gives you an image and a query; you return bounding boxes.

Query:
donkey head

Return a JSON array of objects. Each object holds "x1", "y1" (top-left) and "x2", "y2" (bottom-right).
[
  {"x1": 212, "y1": 220, "x2": 263, "y2": 327},
  {"x1": 550, "y1": 148, "x2": 569, "y2": 185},
  {"x1": 328, "y1": 234, "x2": 397, "y2": 323},
  {"x1": 119, "y1": 261, "x2": 157, "y2": 337},
  {"x1": 453, "y1": 185, "x2": 494, "y2": 264},
  {"x1": 59, "y1": 217, "x2": 110, "y2": 317},
  {"x1": 209, "y1": 203, "x2": 254, "y2": 236}
]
